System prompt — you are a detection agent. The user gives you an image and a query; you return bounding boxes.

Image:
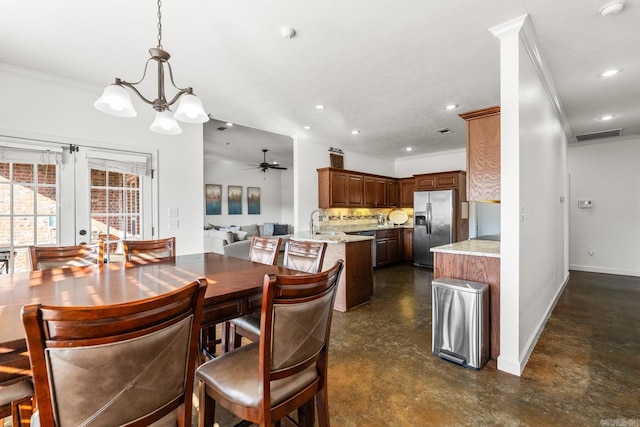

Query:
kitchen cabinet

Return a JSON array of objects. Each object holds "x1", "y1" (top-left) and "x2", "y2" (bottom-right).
[
  {"x1": 318, "y1": 169, "x2": 364, "y2": 208},
  {"x1": 318, "y1": 168, "x2": 399, "y2": 209},
  {"x1": 399, "y1": 177, "x2": 415, "y2": 208},
  {"x1": 460, "y1": 106, "x2": 501, "y2": 202},
  {"x1": 375, "y1": 229, "x2": 401, "y2": 267},
  {"x1": 414, "y1": 171, "x2": 462, "y2": 191},
  {"x1": 403, "y1": 228, "x2": 413, "y2": 260},
  {"x1": 387, "y1": 179, "x2": 399, "y2": 207}
]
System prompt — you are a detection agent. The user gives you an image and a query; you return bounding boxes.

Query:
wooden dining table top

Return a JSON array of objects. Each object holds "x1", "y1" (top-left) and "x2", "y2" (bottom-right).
[{"x1": 0, "y1": 252, "x2": 300, "y2": 385}]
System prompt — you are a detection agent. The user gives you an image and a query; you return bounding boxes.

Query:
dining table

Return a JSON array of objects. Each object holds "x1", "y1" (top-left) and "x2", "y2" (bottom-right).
[{"x1": 0, "y1": 252, "x2": 301, "y2": 386}]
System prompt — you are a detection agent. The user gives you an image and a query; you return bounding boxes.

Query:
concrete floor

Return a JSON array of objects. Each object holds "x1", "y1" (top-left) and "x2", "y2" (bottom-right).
[{"x1": 199, "y1": 265, "x2": 640, "y2": 426}]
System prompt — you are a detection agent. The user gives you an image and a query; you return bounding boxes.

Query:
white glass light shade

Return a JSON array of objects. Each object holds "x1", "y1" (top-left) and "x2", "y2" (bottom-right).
[
  {"x1": 173, "y1": 94, "x2": 209, "y2": 123},
  {"x1": 149, "y1": 110, "x2": 183, "y2": 134},
  {"x1": 94, "y1": 85, "x2": 137, "y2": 117}
]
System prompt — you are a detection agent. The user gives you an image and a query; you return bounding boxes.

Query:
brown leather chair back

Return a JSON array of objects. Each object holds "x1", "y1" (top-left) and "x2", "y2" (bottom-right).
[
  {"x1": 29, "y1": 243, "x2": 104, "y2": 271},
  {"x1": 283, "y1": 239, "x2": 327, "y2": 273},
  {"x1": 122, "y1": 237, "x2": 175, "y2": 264},
  {"x1": 248, "y1": 236, "x2": 282, "y2": 266},
  {"x1": 21, "y1": 278, "x2": 207, "y2": 427}
]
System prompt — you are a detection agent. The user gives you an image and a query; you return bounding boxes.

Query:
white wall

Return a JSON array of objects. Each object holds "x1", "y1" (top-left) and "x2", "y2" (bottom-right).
[
  {"x1": 0, "y1": 64, "x2": 205, "y2": 255},
  {"x1": 203, "y1": 158, "x2": 290, "y2": 227},
  {"x1": 568, "y1": 137, "x2": 640, "y2": 276},
  {"x1": 493, "y1": 16, "x2": 569, "y2": 376},
  {"x1": 394, "y1": 149, "x2": 466, "y2": 177}
]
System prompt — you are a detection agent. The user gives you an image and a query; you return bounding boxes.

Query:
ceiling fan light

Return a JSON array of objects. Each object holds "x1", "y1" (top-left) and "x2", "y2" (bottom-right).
[
  {"x1": 174, "y1": 94, "x2": 209, "y2": 123},
  {"x1": 150, "y1": 110, "x2": 183, "y2": 134},
  {"x1": 94, "y1": 84, "x2": 137, "y2": 118}
]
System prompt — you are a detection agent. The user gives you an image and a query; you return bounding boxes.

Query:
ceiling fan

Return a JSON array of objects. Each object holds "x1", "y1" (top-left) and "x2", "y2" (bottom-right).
[{"x1": 246, "y1": 149, "x2": 288, "y2": 173}]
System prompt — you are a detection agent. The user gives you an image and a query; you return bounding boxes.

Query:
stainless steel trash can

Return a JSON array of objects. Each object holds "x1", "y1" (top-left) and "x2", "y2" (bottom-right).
[{"x1": 432, "y1": 278, "x2": 489, "y2": 369}]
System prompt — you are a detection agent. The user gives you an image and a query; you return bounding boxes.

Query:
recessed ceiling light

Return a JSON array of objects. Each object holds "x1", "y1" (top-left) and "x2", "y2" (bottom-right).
[
  {"x1": 599, "y1": 0, "x2": 626, "y2": 16},
  {"x1": 599, "y1": 114, "x2": 615, "y2": 121},
  {"x1": 315, "y1": 105, "x2": 325, "y2": 110},
  {"x1": 405, "y1": 147, "x2": 414, "y2": 152},
  {"x1": 303, "y1": 126, "x2": 311, "y2": 130},
  {"x1": 279, "y1": 26, "x2": 296, "y2": 39},
  {"x1": 445, "y1": 104, "x2": 459, "y2": 110},
  {"x1": 225, "y1": 122, "x2": 234, "y2": 127},
  {"x1": 598, "y1": 68, "x2": 622, "y2": 78},
  {"x1": 351, "y1": 130, "x2": 360, "y2": 135}
]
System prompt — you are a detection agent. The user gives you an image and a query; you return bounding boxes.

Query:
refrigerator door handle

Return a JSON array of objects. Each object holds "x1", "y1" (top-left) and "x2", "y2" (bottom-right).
[{"x1": 426, "y1": 202, "x2": 432, "y2": 234}]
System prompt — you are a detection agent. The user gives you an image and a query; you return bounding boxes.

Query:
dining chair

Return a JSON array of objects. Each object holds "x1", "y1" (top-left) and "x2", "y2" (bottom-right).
[
  {"x1": 204, "y1": 236, "x2": 284, "y2": 358},
  {"x1": 21, "y1": 278, "x2": 207, "y2": 427},
  {"x1": 122, "y1": 237, "x2": 176, "y2": 264},
  {"x1": 248, "y1": 235, "x2": 282, "y2": 266},
  {"x1": 224, "y1": 239, "x2": 328, "y2": 353},
  {"x1": 196, "y1": 260, "x2": 344, "y2": 427},
  {"x1": 29, "y1": 242, "x2": 104, "y2": 271},
  {"x1": 0, "y1": 382, "x2": 34, "y2": 427}
]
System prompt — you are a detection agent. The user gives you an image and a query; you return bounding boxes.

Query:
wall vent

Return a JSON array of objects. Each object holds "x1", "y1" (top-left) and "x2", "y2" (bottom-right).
[
  {"x1": 574, "y1": 128, "x2": 622, "y2": 142},
  {"x1": 216, "y1": 126, "x2": 227, "y2": 131}
]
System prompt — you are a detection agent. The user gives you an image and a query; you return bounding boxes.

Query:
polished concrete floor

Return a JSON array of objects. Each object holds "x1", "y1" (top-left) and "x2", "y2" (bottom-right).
[{"x1": 199, "y1": 265, "x2": 640, "y2": 426}]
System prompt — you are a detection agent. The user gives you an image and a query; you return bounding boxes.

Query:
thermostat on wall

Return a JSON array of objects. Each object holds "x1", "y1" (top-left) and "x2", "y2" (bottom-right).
[{"x1": 578, "y1": 200, "x2": 593, "y2": 209}]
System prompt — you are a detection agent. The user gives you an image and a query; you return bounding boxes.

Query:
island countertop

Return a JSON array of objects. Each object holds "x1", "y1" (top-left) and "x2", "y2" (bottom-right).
[
  {"x1": 291, "y1": 231, "x2": 373, "y2": 244},
  {"x1": 430, "y1": 239, "x2": 500, "y2": 258}
]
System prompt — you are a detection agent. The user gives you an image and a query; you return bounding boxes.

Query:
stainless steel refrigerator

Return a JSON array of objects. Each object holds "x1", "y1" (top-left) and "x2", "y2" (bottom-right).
[{"x1": 413, "y1": 190, "x2": 455, "y2": 268}]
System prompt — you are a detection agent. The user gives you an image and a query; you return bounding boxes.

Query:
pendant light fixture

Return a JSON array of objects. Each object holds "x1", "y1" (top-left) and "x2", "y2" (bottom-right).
[{"x1": 94, "y1": 0, "x2": 208, "y2": 134}]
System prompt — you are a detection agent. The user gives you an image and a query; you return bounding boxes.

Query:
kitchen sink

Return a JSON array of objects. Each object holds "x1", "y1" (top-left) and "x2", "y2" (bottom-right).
[{"x1": 314, "y1": 231, "x2": 339, "y2": 235}]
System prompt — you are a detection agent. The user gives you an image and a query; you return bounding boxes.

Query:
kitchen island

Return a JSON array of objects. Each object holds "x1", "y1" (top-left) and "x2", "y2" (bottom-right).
[
  {"x1": 431, "y1": 239, "x2": 501, "y2": 359},
  {"x1": 293, "y1": 231, "x2": 374, "y2": 312}
]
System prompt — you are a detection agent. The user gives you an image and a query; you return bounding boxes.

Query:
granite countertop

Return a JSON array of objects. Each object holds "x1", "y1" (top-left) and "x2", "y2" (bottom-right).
[
  {"x1": 430, "y1": 240, "x2": 500, "y2": 258},
  {"x1": 318, "y1": 224, "x2": 412, "y2": 234},
  {"x1": 292, "y1": 231, "x2": 374, "y2": 244}
]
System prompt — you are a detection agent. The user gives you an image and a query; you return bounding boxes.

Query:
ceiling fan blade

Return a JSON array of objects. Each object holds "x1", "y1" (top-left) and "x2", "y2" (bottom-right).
[{"x1": 269, "y1": 165, "x2": 288, "y2": 170}]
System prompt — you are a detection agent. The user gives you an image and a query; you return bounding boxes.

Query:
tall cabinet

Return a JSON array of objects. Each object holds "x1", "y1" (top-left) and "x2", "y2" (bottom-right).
[{"x1": 459, "y1": 106, "x2": 501, "y2": 202}]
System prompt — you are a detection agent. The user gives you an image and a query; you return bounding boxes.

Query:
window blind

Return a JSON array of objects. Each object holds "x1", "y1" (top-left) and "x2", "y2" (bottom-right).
[{"x1": 85, "y1": 149, "x2": 152, "y2": 176}]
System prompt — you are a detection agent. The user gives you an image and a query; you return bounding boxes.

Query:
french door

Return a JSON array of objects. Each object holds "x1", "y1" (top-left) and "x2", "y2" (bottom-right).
[{"x1": 0, "y1": 138, "x2": 155, "y2": 273}]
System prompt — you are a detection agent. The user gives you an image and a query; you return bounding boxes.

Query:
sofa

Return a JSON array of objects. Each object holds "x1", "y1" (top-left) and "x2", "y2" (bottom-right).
[{"x1": 204, "y1": 223, "x2": 294, "y2": 260}]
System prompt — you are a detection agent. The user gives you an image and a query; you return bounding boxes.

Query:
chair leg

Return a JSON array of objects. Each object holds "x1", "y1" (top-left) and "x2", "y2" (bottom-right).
[
  {"x1": 222, "y1": 321, "x2": 244, "y2": 353},
  {"x1": 316, "y1": 387, "x2": 330, "y2": 427},
  {"x1": 298, "y1": 398, "x2": 316, "y2": 427},
  {"x1": 12, "y1": 395, "x2": 34, "y2": 427},
  {"x1": 198, "y1": 381, "x2": 216, "y2": 427}
]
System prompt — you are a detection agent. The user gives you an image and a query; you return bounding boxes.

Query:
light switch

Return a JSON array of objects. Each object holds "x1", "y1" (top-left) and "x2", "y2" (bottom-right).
[
  {"x1": 168, "y1": 219, "x2": 179, "y2": 229},
  {"x1": 168, "y1": 208, "x2": 179, "y2": 217}
]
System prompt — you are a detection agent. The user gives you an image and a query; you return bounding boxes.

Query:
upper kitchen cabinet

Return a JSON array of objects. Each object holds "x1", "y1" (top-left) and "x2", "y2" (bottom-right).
[
  {"x1": 318, "y1": 168, "x2": 364, "y2": 208},
  {"x1": 399, "y1": 177, "x2": 415, "y2": 208},
  {"x1": 414, "y1": 171, "x2": 465, "y2": 192},
  {"x1": 460, "y1": 106, "x2": 501, "y2": 202},
  {"x1": 318, "y1": 168, "x2": 399, "y2": 209}
]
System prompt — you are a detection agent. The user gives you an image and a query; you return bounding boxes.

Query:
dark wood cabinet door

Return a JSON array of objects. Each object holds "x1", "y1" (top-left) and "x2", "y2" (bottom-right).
[
  {"x1": 387, "y1": 236, "x2": 400, "y2": 262},
  {"x1": 403, "y1": 228, "x2": 413, "y2": 260},
  {"x1": 364, "y1": 177, "x2": 376, "y2": 207},
  {"x1": 399, "y1": 178, "x2": 415, "y2": 208},
  {"x1": 347, "y1": 174, "x2": 364, "y2": 206},
  {"x1": 375, "y1": 179, "x2": 387, "y2": 207},
  {"x1": 330, "y1": 172, "x2": 349, "y2": 207},
  {"x1": 387, "y1": 180, "x2": 399, "y2": 207}
]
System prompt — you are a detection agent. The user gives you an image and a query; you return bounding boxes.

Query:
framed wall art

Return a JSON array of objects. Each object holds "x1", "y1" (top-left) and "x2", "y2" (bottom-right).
[
  {"x1": 247, "y1": 187, "x2": 261, "y2": 214},
  {"x1": 228, "y1": 185, "x2": 242, "y2": 215},
  {"x1": 205, "y1": 184, "x2": 222, "y2": 215}
]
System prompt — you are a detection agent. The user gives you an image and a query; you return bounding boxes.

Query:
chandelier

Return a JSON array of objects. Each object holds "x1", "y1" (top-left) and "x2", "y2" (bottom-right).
[{"x1": 94, "y1": 0, "x2": 209, "y2": 134}]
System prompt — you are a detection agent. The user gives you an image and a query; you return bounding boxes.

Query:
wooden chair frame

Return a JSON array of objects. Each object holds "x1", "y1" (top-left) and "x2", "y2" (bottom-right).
[
  {"x1": 248, "y1": 236, "x2": 282, "y2": 266},
  {"x1": 122, "y1": 237, "x2": 176, "y2": 264},
  {"x1": 21, "y1": 278, "x2": 207, "y2": 427},
  {"x1": 29, "y1": 242, "x2": 104, "y2": 271}
]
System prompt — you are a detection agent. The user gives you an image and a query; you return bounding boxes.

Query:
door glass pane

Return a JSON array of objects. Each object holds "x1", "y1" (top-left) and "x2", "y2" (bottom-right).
[
  {"x1": 0, "y1": 160, "x2": 58, "y2": 274},
  {"x1": 13, "y1": 216, "x2": 35, "y2": 246},
  {"x1": 13, "y1": 185, "x2": 35, "y2": 215},
  {"x1": 90, "y1": 169, "x2": 143, "y2": 263}
]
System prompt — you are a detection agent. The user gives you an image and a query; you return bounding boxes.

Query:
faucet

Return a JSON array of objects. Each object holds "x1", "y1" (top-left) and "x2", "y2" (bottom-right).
[{"x1": 309, "y1": 209, "x2": 328, "y2": 235}]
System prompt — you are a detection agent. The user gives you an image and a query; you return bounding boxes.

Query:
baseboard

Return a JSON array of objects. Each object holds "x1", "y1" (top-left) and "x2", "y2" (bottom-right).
[
  {"x1": 517, "y1": 272, "x2": 571, "y2": 375},
  {"x1": 570, "y1": 264, "x2": 640, "y2": 278}
]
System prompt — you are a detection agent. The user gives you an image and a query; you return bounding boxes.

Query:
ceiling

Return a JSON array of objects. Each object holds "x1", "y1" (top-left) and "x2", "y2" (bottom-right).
[{"x1": 2, "y1": 0, "x2": 638, "y2": 168}]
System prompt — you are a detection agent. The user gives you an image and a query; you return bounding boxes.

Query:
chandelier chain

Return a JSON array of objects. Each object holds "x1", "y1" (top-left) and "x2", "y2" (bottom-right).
[{"x1": 156, "y1": 0, "x2": 163, "y2": 49}]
